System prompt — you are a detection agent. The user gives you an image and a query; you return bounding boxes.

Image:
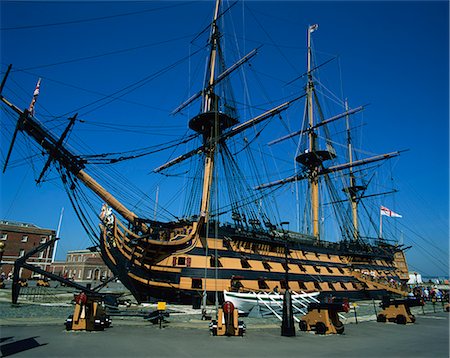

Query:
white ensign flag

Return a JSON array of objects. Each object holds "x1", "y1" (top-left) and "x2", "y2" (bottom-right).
[{"x1": 380, "y1": 206, "x2": 402, "y2": 218}]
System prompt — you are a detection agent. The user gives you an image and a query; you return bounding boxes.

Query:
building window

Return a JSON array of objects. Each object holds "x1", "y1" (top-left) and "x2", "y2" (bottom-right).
[
  {"x1": 40, "y1": 237, "x2": 46, "y2": 244},
  {"x1": 78, "y1": 271, "x2": 82, "y2": 279},
  {"x1": 19, "y1": 249, "x2": 25, "y2": 257},
  {"x1": 191, "y1": 278, "x2": 202, "y2": 289},
  {"x1": 21, "y1": 235, "x2": 28, "y2": 242},
  {"x1": 240, "y1": 258, "x2": 251, "y2": 268},
  {"x1": 87, "y1": 270, "x2": 92, "y2": 279},
  {"x1": 68, "y1": 256, "x2": 72, "y2": 262},
  {"x1": 38, "y1": 251, "x2": 44, "y2": 259},
  {"x1": 0, "y1": 234, "x2": 7, "y2": 240}
]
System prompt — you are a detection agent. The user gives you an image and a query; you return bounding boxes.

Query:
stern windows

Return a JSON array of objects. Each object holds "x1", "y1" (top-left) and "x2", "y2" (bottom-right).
[
  {"x1": 21, "y1": 235, "x2": 28, "y2": 242},
  {"x1": 1, "y1": 234, "x2": 7, "y2": 240},
  {"x1": 172, "y1": 256, "x2": 191, "y2": 267},
  {"x1": 191, "y1": 278, "x2": 202, "y2": 289}
]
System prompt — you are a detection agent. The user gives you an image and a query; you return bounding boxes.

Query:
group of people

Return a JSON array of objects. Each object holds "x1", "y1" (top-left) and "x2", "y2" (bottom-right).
[{"x1": 412, "y1": 285, "x2": 449, "y2": 302}]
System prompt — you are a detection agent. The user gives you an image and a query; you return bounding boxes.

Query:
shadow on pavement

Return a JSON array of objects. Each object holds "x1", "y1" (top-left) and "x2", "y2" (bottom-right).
[{"x1": 0, "y1": 336, "x2": 47, "y2": 357}]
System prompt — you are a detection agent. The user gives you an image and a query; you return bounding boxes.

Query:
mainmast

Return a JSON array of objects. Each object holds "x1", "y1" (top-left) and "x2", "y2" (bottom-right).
[
  {"x1": 256, "y1": 25, "x2": 402, "y2": 244},
  {"x1": 295, "y1": 24, "x2": 336, "y2": 242},
  {"x1": 306, "y1": 24, "x2": 320, "y2": 239}
]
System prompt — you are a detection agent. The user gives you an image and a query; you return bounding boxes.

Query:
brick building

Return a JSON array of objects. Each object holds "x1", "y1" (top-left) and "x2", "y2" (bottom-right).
[
  {"x1": 50, "y1": 250, "x2": 113, "y2": 282},
  {"x1": 0, "y1": 220, "x2": 56, "y2": 279}
]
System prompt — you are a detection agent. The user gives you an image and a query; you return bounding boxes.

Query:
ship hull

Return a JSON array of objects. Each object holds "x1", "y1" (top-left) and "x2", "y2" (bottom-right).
[{"x1": 100, "y1": 217, "x2": 409, "y2": 304}]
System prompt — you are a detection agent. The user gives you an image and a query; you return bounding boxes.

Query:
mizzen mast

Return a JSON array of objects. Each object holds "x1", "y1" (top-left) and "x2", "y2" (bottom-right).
[{"x1": 343, "y1": 99, "x2": 365, "y2": 241}]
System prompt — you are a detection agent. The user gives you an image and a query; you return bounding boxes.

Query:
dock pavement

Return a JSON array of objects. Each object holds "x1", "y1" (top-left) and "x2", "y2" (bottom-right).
[{"x1": 1, "y1": 309, "x2": 448, "y2": 357}]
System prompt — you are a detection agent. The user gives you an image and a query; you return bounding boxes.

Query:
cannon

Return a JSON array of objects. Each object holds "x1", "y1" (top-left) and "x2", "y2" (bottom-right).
[
  {"x1": 376, "y1": 296, "x2": 424, "y2": 324},
  {"x1": 65, "y1": 292, "x2": 111, "y2": 331},
  {"x1": 298, "y1": 298, "x2": 350, "y2": 335},
  {"x1": 210, "y1": 301, "x2": 245, "y2": 336}
]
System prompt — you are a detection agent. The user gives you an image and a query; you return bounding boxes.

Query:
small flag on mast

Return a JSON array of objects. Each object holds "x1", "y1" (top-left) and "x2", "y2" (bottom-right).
[
  {"x1": 380, "y1": 206, "x2": 402, "y2": 218},
  {"x1": 28, "y1": 78, "x2": 41, "y2": 116}
]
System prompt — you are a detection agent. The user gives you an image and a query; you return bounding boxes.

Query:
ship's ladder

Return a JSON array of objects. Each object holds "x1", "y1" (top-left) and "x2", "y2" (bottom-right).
[{"x1": 352, "y1": 271, "x2": 408, "y2": 297}]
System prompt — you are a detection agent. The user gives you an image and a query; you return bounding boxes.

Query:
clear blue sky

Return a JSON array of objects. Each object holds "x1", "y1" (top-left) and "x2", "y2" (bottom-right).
[{"x1": 1, "y1": 1, "x2": 448, "y2": 277}]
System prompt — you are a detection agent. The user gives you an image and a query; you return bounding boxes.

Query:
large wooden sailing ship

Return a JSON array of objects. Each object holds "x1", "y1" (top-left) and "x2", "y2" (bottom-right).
[{"x1": 1, "y1": 0, "x2": 409, "y2": 304}]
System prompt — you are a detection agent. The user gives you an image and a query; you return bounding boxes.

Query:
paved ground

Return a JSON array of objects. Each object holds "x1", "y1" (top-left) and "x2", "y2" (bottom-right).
[{"x1": 1, "y1": 311, "x2": 448, "y2": 357}]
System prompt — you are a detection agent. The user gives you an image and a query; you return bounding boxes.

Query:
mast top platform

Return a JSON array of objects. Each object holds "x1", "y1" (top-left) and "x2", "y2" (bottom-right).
[
  {"x1": 295, "y1": 150, "x2": 336, "y2": 167},
  {"x1": 189, "y1": 111, "x2": 238, "y2": 136},
  {"x1": 342, "y1": 185, "x2": 367, "y2": 196}
]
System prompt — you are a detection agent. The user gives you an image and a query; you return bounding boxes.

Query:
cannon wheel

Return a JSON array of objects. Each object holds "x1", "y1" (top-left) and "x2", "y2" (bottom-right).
[
  {"x1": 376, "y1": 314, "x2": 386, "y2": 322},
  {"x1": 65, "y1": 315, "x2": 73, "y2": 331},
  {"x1": 396, "y1": 314, "x2": 407, "y2": 325},
  {"x1": 334, "y1": 320, "x2": 345, "y2": 334},
  {"x1": 315, "y1": 322, "x2": 327, "y2": 335},
  {"x1": 299, "y1": 320, "x2": 308, "y2": 331}
]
